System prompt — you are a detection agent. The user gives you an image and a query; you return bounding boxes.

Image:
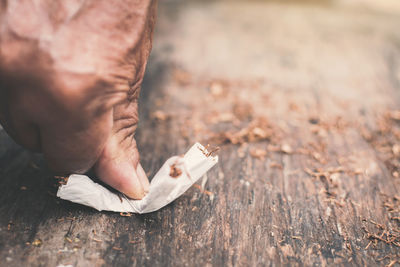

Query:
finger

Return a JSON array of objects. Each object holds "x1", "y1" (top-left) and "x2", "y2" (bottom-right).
[
  {"x1": 94, "y1": 90, "x2": 148, "y2": 199},
  {"x1": 96, "y1": 154, "x2": 145, "y2": 200},
  {"x1": 136, "y1": 163, "x2": 150, "y2": 193},
  {"x1": 94, "y1": 135, "x2": 146, "y2": 199}
]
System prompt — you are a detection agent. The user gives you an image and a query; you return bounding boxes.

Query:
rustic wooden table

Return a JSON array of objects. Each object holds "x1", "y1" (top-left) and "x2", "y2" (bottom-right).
[{"x1": 1, "y1": 1, "x2": 400, "y2": 266}]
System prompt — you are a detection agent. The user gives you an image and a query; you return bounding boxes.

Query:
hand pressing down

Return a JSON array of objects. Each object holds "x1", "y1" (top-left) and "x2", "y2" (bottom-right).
[{"x1": 0, "y1": 0, "x2": 157, "y2": 199}]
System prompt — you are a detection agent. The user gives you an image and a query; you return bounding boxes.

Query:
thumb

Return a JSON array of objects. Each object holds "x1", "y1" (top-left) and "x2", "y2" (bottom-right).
[{"x1": 94, "y1": 99, "x2": 149, "y2": 200}]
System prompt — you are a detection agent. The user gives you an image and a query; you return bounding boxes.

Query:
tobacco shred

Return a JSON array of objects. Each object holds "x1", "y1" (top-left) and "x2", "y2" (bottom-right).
[
  {"x1": 170, "y1": 163, "x2": 183, "y2": 178},
  {"x1": 32, "y1": 239, "x2": 42, "y2": 247},
  {"x1": 249, "y1": 148, "x2": 267, "y2": 159},
  {"x1": 210, "y1": 116, "x2": 274, "y2": 145},
  {"x1": 199, "y1": 144, "x2": 220, "y2": 157},
  {"x1": 173, "y1": 68, "x2": 192, "y2": 86},
  {"x1": 54, "y1": 176, "x2": 69, "y2": 185},
  {"x1": 152, "y1": 110, "x2": 170, "y2": 121}
]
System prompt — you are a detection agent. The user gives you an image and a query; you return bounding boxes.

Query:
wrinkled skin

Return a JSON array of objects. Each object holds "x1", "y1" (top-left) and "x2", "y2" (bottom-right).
[{"x1": 0, "y1": 0, "x2": 157, "y2": 199}]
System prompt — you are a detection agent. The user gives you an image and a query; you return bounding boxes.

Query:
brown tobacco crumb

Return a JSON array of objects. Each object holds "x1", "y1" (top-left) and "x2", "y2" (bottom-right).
[
  {"x1": 203, "y1": 190, "x2": 213, "y2": 196},
  {"x1": 281, "y1": 144, "x2": 293, "y2": 154},
  {"x1": 170, "y1": 163, "x2": 183, "y2": 178},
  {"x1": 173, "y1": 68, "x2": 192, "y2": 86},
  {"x1": 209, "y1": 80, "x2": 229, "y2": 98},
  {"x1": 392, "y1": 144, "x2": 400, "y2": 156},
  {"x1": 249, "y1": 148, "x2": 267, "y2": 159},
  {"x1": 210, "y1": 82, "x2": 223, "y2": 97},
  {"x1": 270, "y1": 162, "x2": 283, "y2": 169},
  {"x1": 152, "y1": 110, "x2": 170, "y2": 121},
  {"x1": 193, "y1": 184, "x2": 213, "y2": 196},
  {"x1": 54, "y1": 176, "x2": 69, "y2": 185},
  {"x1": 112, "y1": 247, "x2": 123, "y2": 251},
  {"x1": 365, "y1": 241, "x2": 372, "y2": 250},
  {"x1": 120, "y1": 212, "x2": 132, "y2": 217},
  {"x1": 233, "y1": 101, "x2": 253, "y2": 121},
  {"x1": 296, "y1": 146, "x2": 327, "y2": 164},
  {"x1": 199, "y1": 144, "x2": 220, "y2": 157},
  {"x1": 210, "y1": 116, "x2": 274, "y2": 145},
  {"x1": 362, "y1": 219, "x2": 400, "y2": 250},
  {"x1": 267, "y1": 144, "x2": 293, "y2": 154},
  {"x1": 206, "y1": 146, "x2": 220, "y2": 157},
  {"x1": 32, "y1": 239, "x2": 42, "y2": 247},
  {"x1": 289, "y1": 102, "x2": 300, "y2": 111}
]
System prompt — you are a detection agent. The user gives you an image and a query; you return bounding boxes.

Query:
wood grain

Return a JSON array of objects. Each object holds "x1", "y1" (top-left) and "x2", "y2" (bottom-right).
[{"x1": 1, "y1": 1, "x2": 400, "y2": 266}]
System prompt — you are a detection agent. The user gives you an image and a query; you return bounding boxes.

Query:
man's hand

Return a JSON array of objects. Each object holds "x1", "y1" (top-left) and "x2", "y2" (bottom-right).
[{"x1": 0, "y1": 0, "x2": 157, "y2": 199}]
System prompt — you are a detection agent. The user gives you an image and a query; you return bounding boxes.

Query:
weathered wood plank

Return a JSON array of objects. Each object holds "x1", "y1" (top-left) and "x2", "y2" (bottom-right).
[{"x1": 1, "y1": 1, "x2": 400, "y2": 266}]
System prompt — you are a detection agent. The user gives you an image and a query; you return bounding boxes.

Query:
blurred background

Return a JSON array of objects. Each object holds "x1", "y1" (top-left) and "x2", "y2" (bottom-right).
[
  {"x1": 141, "y1": 0, "x2": 400, "y2": 149},
  {"x1": 137, "y1": 0, "x2": 400, "y2": 264}
]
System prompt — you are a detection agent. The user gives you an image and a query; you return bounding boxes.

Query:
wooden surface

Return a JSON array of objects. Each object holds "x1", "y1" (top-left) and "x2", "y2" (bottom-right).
[{"x1": 1, "y1": 1, "x2": 400, "y2": 266}]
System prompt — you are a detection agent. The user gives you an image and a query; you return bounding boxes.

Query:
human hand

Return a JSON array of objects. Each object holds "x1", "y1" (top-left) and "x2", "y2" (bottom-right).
[{"x1": 0, "y1": 0, "x2": 157, "y2": 199}]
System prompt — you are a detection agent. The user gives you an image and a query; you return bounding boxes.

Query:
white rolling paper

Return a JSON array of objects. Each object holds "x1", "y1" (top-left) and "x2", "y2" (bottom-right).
[{"x1": 57, "y1": 143, "x2": 218, "y2": 213}]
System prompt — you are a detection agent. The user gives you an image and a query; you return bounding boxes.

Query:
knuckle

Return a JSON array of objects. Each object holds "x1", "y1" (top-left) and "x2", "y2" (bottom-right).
[{"x1": 54, "y1": 73, "x2": 126, "y2": 117}]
